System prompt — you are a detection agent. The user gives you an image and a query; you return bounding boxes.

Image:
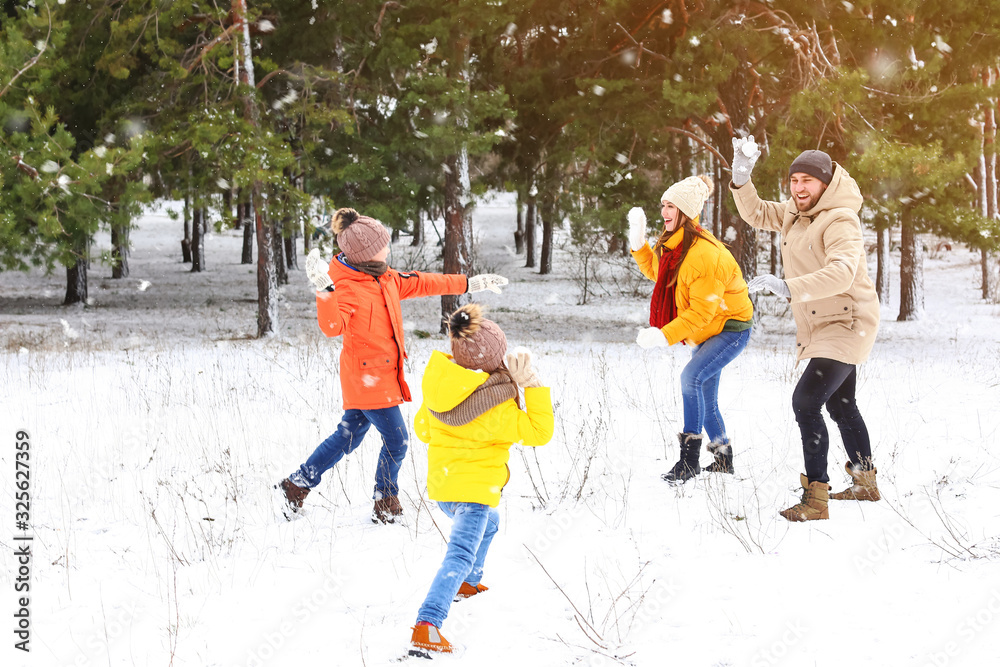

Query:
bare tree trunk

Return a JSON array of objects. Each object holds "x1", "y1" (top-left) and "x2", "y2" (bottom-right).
[
  {"x1": 897, "y1": 218, "x2": 923, "y2": 321},
  {"x1": 441, "y1": 153, "x2": 471, "y2": 331},
  {"x1": 876, "y1": 226, "x2": 891, "y2": 307},
  {"x1": 234, "y1": 0, "x2": 277, "y2": 336},
  {"x1": 984, "y1": 86, "x2": 997, "y2": 301},
  {"x1": 732, "y1": 208, "x2": 756, "y2": 284},
  {"x1": 524, "y1": 185, "x2": 536, "y2": 268},
  {"x1": 240, "y1": 201, "x2": 254, "y2": 264},
  {"x1": 539, "y1": 193, "x2": 554, "y2": 275},
  {"x1": 284, "y1": 231, "x2": 297, "y2": 270},
  {"x1": 514, "y1": 189, "x2": 525, "y2": 254},
  {"x1": 64, "y1": 242, "x2": 88, "y2": 305},
  {"x1": 182, "y1": 194, "x2": 192, "y2": 263},
  {"x1": 712, "y1": 161, "x2": 723, "y2": 239},
  {"x1": 273, "y1": 216, "x2": 288, "y2": 285},
  {"x1": 111, "y1": 222, "x2": 129, "y2": 279},
  {"x1": 769, "y1": 231, "x2": 781, "y2": 277},
  {"x1": 411, "y1": 211, "x2": 423, "y2": 246},
  {"x1": 191, "y1": 207, "x2": 206, "y2": 272}
]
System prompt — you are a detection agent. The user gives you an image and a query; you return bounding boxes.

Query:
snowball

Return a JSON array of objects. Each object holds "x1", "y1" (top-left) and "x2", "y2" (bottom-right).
[{"x1": 741, "y1": 139, "x2": 758, "y2": 157}]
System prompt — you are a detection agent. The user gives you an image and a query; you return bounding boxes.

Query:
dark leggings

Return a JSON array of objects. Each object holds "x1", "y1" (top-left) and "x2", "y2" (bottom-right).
[{"x1": 791, "y1": 358, "x2": 873, "y2": 484}]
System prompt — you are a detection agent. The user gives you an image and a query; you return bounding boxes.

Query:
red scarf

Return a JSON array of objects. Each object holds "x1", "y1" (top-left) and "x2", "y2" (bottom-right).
[{"x1": 649, "y1": 237, "x2": 685, "y2": 329}]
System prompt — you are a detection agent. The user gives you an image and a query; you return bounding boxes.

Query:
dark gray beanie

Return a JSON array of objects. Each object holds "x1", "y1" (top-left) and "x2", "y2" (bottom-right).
[{"x1": 789, "y1": 150, "x2": 833, "y2": 185}]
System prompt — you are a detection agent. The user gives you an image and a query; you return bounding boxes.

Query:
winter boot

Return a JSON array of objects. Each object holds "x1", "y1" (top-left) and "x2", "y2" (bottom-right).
[
  {"x1": 372, "y1": 494, "x2": 403, "y2": 524},
  {"x1": 703, "y1": 440, "x2": 734, "y2": 474},
  {"x1": 276, "y1": 478, "x2": 310, "y2": 517},
  {"x1": 661, "y1": 433, "x2": 702, "y2": 483},
  {"x1": 455, "y1": 582, "x2": 488, "y2": 600},
  {"x1": 830, "y1": 462, "x2": 881, "y2": 501},
  {"x1": 409, "y1": 622, "x2": 454, "y2": 658},
  {"x1": 779, "y1": 474, "x2": 830, "y2": 522}
]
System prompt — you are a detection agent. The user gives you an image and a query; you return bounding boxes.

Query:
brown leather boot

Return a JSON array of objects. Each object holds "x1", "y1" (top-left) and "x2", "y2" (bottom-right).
[
  {"x1": 779, "y1": 474, "x2": 830, "y2": 522},
  {"x1": 372, "y1": 494, "x2": 403, "y2": 524},
  {"x1": 276, "y1": 478, "x2": 310, "y2": 518},
  {"x1": 830, "y1": 462, "x2": 881, "y2": 501}
]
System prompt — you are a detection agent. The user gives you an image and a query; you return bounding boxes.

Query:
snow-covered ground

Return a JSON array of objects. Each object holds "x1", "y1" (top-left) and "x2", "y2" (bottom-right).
[{"x1": 2, "y1": 195, "x2": 999, "y2": 667}]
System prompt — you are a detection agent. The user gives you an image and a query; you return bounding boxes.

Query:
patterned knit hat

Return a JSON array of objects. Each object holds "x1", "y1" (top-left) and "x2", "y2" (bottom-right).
[
  {"x1": 789, "y1": 150, "x2": 834, "y2": 185},
  {"x1": 332, "y1": 208, "x2": 391, "y2": 262},
  {"x1": 660, "y1": 174, "x2": 714, "y2": 220},
  {"x1": 448, "y1": 304, "x2": 507, "y2": 373}
]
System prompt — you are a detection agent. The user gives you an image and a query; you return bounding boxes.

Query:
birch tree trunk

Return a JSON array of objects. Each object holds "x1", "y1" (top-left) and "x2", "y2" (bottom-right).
[{"x1": 234, "y1": 0, "x2": 277, "y2": 337}]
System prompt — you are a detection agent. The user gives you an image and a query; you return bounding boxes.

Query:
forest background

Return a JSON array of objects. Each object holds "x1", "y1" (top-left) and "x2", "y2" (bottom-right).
[{"x1": 3, "y1": 0, "x2": 1000, "y2": 337}]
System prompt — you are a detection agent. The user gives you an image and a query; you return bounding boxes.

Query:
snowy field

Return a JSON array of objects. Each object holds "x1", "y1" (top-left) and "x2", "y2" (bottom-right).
[{"x1": 2, "y1": 195, "x2": 1000, "y2": 667}]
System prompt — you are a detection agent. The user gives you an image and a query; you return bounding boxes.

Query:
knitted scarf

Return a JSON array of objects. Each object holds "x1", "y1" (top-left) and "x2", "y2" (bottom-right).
[
  {"x1": 649, "y1": 239, "x2": 684, "y2": 328},
  {"x1": 429, "y1": 368, "x2": 521, "y2": 426}
]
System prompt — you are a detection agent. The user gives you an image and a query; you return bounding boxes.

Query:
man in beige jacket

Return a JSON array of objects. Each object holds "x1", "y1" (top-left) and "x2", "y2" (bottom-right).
[{"x1": 729, "y1": 138, "x2": 881, "y2": 522}]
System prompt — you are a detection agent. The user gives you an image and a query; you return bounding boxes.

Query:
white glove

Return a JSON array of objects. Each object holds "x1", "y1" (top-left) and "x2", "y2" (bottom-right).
[
  {"x1": 731, "y1": 136, "x2": 761, "y2": 187},
  {"x1": 306, "y1": 248, "x2": 334, "y2": 291},
  {"x1": 506, "y1": 350, "x2": 541, "y2": 388},
  {"x1": 467, "y1": 274, "x2": 508, "y2": 294},
  {"x1": 627, "y1": 207, "x2": 647, "y2": 252},
  {"x1": 747, "y1": 274, "x2": 791, "y2": 298},
  {"x1": 636, "y1": 326, "x2": 668, "y2": 349}
]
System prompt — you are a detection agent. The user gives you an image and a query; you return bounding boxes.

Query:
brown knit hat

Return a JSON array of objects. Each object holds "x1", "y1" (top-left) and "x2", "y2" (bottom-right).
[
  {"x1": 448, "y1": 304, "x2": 507, "y2": 373},
  {"x1": 332, "y1": 208, "x2": 391, "y2": 262}
]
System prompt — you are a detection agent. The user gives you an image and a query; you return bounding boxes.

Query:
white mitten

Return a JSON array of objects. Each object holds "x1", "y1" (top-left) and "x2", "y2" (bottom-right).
[
  {"x1": 306, "y1": 248, "x2": 334, "y2": 291},
  {"x1": 731, "y1": 136, "x2": 761, "y2": 187},
  {"x1": 506, "y1": 350, "x2": 541, "y2": 388},
  {"x1": 467, "y1": 274, "x2": 509, "y2": 294},
  {"x1": 627, "y1": 207, "x2": 648, "y2": 252},
  {"x1": 636, "y1": 326, "x2": 668, "y2": 349},
  {"x1": 747, "y1": 274, "x2": 791, "y2": 298}
]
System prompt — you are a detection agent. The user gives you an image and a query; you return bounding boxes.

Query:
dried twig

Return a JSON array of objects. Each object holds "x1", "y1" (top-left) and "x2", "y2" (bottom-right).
[{"x1": 524, "y1": 545, "x2": 604, "y2": 645}]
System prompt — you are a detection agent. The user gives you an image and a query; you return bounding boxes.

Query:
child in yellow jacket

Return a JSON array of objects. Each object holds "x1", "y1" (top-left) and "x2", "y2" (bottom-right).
[{"x1": 408, "y1": 304, "x2": 554, "y2": 657}]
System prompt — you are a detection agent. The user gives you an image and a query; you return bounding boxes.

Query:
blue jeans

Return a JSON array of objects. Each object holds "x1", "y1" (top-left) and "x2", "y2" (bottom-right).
[
  {"x1": 289, "y1": 406, "x2": 409, "y2": 499},
  {"x1": 680, "y1": 328, "x2": 751, "y2": 443},
  {"x1": 416, "y1": 502, "x2": 500, "y2": 628}
]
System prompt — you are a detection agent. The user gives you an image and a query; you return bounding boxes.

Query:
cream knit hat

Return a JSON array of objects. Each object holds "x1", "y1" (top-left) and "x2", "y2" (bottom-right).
[{"x1": 660, "y1": 174, "x2": 715, "y2": 220}]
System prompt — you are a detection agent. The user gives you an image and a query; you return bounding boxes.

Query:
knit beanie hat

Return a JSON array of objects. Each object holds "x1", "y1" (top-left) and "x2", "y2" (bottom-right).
[
  {"x1": 332, "y1": 208, "x2": 391, "y2": 263},
  {"x1": 789, "y1": 150, "x2": 834, "y2": 185},
  {"x1": 448, "y1": 304, "x2": 508, "y2": 373},
  {"x1": 661, "y1": 174, "x2": 714, "y2": 220}
]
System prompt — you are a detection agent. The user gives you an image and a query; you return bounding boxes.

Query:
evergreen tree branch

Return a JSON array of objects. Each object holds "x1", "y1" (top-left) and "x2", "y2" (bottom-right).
[{"x1": 0, "y1": 5, "x2": 52, "y2": 100}]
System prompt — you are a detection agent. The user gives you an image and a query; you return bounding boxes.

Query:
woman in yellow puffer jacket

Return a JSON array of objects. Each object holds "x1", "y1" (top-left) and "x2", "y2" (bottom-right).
[
  {"x1": 408, "y1": 304, "x2": 553, "y2": 658},
  {"x1": 630, "y1": 174, "x2": 754, "y2": 483}
]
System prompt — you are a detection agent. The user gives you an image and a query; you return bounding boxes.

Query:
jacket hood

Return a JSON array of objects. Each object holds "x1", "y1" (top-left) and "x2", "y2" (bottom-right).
[
  {"x1": 421, "y1": 350, "x2": 490, "y2": 412},
  {"x1": 329, "y1": 253, "x2": 383, "y2": 282},
  {"x1": 801, "y1": 163, "x2": 863, "y2": 217}
]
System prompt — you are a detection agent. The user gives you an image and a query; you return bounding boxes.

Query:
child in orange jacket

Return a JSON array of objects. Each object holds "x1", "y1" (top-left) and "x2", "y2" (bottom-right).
[
  {"x1": 408, "y1": 304, "x2": 554, "y2": 657},
  {"x1": 276, "y1": 208, "x2": 508, "y2": 523}
]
